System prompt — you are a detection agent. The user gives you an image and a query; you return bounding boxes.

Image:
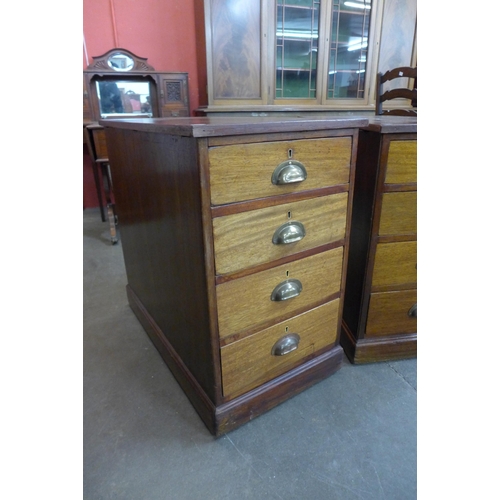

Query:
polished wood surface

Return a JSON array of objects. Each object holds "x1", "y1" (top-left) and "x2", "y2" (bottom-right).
[
  {"x1": 212, "y1": 193, "x2": 348, "y2": 275},
  {"x1": 210, "y1": 0, "x2": 262, "y2": 99},
  {"x1": 220, "y1": 301, "x2": 339, "y2": 399},
  {"x1": 379, "y1": 192, "x2": 417, "y2": 235},
  {"x1": 216, "y1": 247, "x2": 343, "y2": 341},
  {"x1": 105, "y1": 128, "x2": 219, "y2": 401},
  {"x1": 208, "y1": 137, "x2": 352, "y2": 204},
  {"x1": 99, "y1": 116, "x2": 368, "y2": 137},
  {"x1": 385, "y1": 140, "x2": 417, "y2": 184},
  {"x1": 341, "y1": 116, "x2": 416, "y2": 363},
  {"x1": 365, "y1": 290, "x2": 417, "y2": 336},
  {"x1": 91, "y1": 127, "x2": 108, "y2": 159},
  {"x1": 371, "y1": 241, "x2": 417, "y2": 289},
  {"x1": 101, "y1": 117, "x2": 363, "y2": 434},
  {"x1": 341, "y1": 326, "x2": 417, "y2": 364}
]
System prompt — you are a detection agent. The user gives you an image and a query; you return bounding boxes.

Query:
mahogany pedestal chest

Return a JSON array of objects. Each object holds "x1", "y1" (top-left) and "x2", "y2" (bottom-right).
[
  {"x1": 341, "y1": 116, "x2": 417, "y2": 363},
  {"x1": 101, "y1": 116, "x2": 367, "y2": 435}
]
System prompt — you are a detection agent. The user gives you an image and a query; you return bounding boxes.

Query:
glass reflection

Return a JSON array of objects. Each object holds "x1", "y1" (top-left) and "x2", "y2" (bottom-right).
[
  {"x1": 275, "y1": 0, "x2": 320, "y2": 99},
  {"x1": 107, "y1": 53, "x2": 134, "y2": 71},
  {"x1": 327, "y1": 0, "x2": 371, "y2": 99},
  {"x1": 96, "y1": 81, "x2": 152, "y2": 118}
]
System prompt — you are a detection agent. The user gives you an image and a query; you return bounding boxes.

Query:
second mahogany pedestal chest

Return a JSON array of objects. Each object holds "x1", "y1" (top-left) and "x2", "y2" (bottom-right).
[{"x1": 341, "y1": 116, "x2": 417, "y2": 363}]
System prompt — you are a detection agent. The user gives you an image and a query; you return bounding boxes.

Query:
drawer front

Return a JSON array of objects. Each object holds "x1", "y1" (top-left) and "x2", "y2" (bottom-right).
[
  {"x1": 371, "y1": 241, "x2": 417, "y2": 288},
  {"x1": 208, "y1": 137, "x2": 352, "y2": 205},
  {"x1": 213, "y1": 193, "x2": 348, "y2": 275},
  {"x1": 385, "y1": 140, "x2": 417, "y2": 184},
  {"x1": 220, "y1": 300, "x2": 339, "y2": 399},
  {"x1": 365, "y1": 290, "x2": 417, "y2": 336},
  {"x1": 217, "y1": 247, "x2": 344, "y2": 340},
  {"x1": 378, "y1": 191, "x2": 417, "y2": 236}
]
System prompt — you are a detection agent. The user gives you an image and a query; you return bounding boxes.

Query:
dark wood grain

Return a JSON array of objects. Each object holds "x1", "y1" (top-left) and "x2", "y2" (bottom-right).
[
  {"x1": 128, "y1": 280, "x2": 343, "y2": 436},
  {"x1": 211, "y1": 185, "x2": 349, "y2": 218},
  {"x1": 341, "y1": 130, "x2": 380, "y2": 338},
  {"x1": 105, "y1": 127, "x2": 217, "y2": 401},
  {"x1": 340, "y1": 116, "x2": 417, "y2": 363},
  {"x1": 100, "y1": 117, "x2": 369, "y2": 137},
  {"x1": 214, "y1": 241, "x2": 344, "y2": 285},
  {"x1": 210, "y1": 0, "x2": 261, "y2": 99},
  {"x1": 365, "y1": 116, "x2": 417, "y2": 134},
  {"x1": 215, "y1": 346, "x2": 344, "y2": 435},
  {"x1": 126, "y1": 285, "x2": 218, "y2": 432},
  {"x1": 103, "y1": 117, "x2": 361, "y2": 434}
]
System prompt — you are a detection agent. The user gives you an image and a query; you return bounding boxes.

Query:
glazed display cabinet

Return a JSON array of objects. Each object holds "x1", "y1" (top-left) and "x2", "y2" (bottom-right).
[{"x1": 202, "y1": 0, "x2": 417, "y2": 114}]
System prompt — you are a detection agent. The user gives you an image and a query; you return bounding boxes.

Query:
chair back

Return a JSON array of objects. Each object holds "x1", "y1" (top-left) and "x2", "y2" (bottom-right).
[{"x1": 375, "y1": 66, "x2": 417, "y2": 116}]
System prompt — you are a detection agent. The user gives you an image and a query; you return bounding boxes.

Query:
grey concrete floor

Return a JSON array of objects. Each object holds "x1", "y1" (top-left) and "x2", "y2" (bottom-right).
[{"x1": 83, "y1": 208, "x2": 417, "y2": 500}]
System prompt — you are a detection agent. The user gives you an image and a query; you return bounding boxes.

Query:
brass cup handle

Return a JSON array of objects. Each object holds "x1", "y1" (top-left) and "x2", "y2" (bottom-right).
[
  {"x1": 270, "y1": 279, "x2": 303, "y2": 301},
  {"x1": 272, "y1": 221, "x2": 306, "y2": 245},
  {"x1": 271, "y1": 160, "x2": 308, "y2": 185},
  {"x1": 272, "y1": 333, "x2": 300, "y2": 356},
  {"x1": 408, "y1": 303, "x2": 417, "y2": 318}
]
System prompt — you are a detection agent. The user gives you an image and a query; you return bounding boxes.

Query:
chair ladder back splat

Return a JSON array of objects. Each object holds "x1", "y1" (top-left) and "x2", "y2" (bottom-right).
[{"x1": 375, "y1": 66, "x2": 417, "y2": 116}]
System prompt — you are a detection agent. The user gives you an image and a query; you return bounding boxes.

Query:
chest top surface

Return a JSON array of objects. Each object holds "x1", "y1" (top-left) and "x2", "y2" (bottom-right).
[
  {"x1": 99, "y1": 116, "x2": 370, "y2": 138},
  {"x1": 365, "y1": 116, "x2": 417, "y2": 134}
]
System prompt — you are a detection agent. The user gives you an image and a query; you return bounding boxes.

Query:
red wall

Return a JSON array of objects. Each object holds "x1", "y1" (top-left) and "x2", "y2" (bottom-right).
[
  {"x1": 83, "y1": 0, "x2": 207, "y2": 114},
  {"x1": 83, "y1": 0, "x2": 207, "y2": 209}
]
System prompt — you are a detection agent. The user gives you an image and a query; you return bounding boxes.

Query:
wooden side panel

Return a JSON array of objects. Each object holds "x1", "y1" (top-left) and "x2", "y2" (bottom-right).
[
  {"x1": 220, "y1": 300, "x2": 339, "y2": 399},
  {"x1": 210, "y1": 0, "x2": 261, "y2": 99},
  {"x1": 365, "y1": 289, "x2": 417, "y2": 336},
  {"x1": 212, "y1": 193, "x2": 348, "y2": 275},
  {"x1": 379, "y1": 191, "x2": 417, "y2": 235},
  {"x1": 104, "y1": 128, "x2": 217, "y2": 401},
  {"x1": 341, "y1": 130, "x2": 381, "y2": 339},
  {"x1": 92, "y1": 128, "x2": 108, "y2": 159},
  {"x1": 385, "y1": 140, "x2": 417, "y2": 184},
  {"x1": 208, "y1": 137, "x2": 352, "y2": 205},
  {"x1": 216, "y1": 247, "x2": 343, "y2": 340}
]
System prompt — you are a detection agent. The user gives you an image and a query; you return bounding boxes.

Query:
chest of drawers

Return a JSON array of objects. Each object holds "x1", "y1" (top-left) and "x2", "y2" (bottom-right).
[
  {"x1": 341, "y1": 116, "x2": 417, "y2": 363},
  {"x1": 101, "y1": 116, "x2": 367, "y2": 435}
]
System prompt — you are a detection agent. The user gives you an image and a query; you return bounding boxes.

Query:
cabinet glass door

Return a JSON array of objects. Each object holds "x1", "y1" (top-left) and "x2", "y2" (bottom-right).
[
  {"x1": 275, "y1": 0, "x2": 320, "y2": 99},
  {"x1": 327, "y1": 0, "x2": 372, "y2": 99}
]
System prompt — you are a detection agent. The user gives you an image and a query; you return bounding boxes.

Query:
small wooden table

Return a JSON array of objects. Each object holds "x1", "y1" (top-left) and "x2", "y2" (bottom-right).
[{"x1": 84, "y1": 122, "x2": 118, "y2": 244}]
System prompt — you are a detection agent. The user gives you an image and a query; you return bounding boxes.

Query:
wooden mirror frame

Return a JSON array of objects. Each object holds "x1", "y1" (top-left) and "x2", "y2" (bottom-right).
[
  {"x1": 84, "y1": 48, "x2": 190, "y2": 122},
  {"x1": 86, "y1": 48, "x2": 155, "y2": 73}
]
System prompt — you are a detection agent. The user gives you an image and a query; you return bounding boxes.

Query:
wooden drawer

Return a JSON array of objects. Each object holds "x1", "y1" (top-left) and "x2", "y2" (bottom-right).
[
  {"x1": 213, "y1": 192, "x2": 348, "y2": 275},
  {"x1": 379, "y1": 191, "x2": 417, "y2": 236},
  {"x1": 385, "y1": 140, "x2": 416, "y2": 184},
  {"x1": 371, "y1": 241, "x2": 417, "y2": 288},
  {"x1": 208, "y1": 137, "x2": 352, "y2": 205},
  {"x1": 365, "y1": 289, "x2": 417, "y2": 336},
  {"x1": 220, "y1": 300, "x2": 339, "y2": 399},
  {"x1": 217, "y1": 247, "x2": 344, "y2": 340}
]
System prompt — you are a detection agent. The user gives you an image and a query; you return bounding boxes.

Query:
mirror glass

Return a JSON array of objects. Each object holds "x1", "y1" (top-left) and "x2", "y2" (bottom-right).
[
  {"x1": 107, "y1": 52, "x2": 134, "y2": 71},
  {"x1": 96, "y1": 80, "x2": 153, "y2": 118}
]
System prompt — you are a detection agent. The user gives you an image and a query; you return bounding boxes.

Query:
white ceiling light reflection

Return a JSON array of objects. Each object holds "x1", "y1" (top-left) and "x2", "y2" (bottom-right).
[{"x1": 344, "y1": 1, "x2": 371, "y2": 9}]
